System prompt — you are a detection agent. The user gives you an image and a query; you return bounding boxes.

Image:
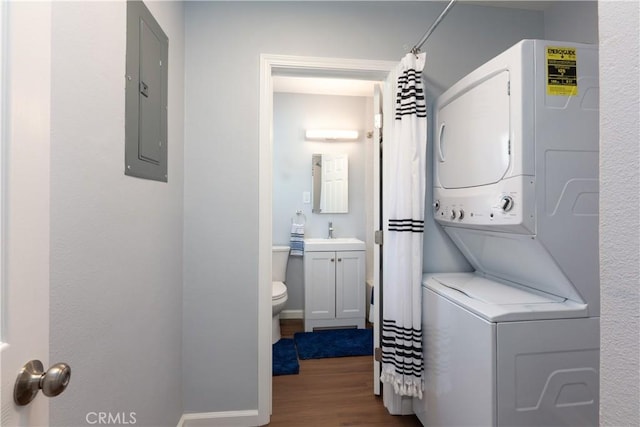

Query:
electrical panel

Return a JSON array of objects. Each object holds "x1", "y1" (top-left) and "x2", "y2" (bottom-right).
[{"x1": 125, "y1": 0, "x2": 168, "y2": 182}]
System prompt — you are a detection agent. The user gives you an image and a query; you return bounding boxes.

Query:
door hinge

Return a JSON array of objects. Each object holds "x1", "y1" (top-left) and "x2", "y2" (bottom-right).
[
  {"x1": 374, "y1": 113, "x2": 383, "y2": 130},
  {"x1": 507, "y1": 81, "x2": 511, "y2": 96},
  {"x1": 374, "y1": 230, "x2": 383, "y2": 245},
  {"x1": 374, "y1": 347, "x2": 382, "y2": 362}
]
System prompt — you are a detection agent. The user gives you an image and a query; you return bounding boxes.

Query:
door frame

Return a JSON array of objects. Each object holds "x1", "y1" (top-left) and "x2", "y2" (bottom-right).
[{"x1": 258, "y1": 54, "x2": 396, "y2": 424}]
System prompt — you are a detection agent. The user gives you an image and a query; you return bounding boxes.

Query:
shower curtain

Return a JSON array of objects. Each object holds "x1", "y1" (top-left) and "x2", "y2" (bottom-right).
[{"x1": 380, "y1": 52, "x2": 427, "y2": 398}]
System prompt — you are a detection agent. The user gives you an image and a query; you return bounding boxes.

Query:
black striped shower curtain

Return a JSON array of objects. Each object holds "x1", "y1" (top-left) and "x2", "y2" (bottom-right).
[{"x1": 380, "y1": 52, "x2": 427, "y2": 398}]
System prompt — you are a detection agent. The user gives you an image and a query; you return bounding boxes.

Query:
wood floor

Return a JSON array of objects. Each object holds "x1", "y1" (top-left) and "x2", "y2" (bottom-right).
[{"x1": 269, "y1": 320, "x2": 423, "y2": 426}]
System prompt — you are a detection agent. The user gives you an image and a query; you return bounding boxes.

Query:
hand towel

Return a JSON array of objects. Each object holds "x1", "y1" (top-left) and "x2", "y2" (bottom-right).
[{"x1": 290, "y1": 223, "x2": 305, "y2": 256}]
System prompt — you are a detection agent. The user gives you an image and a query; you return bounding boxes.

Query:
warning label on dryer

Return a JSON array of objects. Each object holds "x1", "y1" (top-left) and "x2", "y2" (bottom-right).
[{"x1": 546, "y1": 46, "x2": 578, "y2": 96}]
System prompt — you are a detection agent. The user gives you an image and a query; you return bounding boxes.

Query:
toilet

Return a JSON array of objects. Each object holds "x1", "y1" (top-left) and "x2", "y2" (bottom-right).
[{"x1": 272, "y1": 246, "x2": 290, "y2": 344}]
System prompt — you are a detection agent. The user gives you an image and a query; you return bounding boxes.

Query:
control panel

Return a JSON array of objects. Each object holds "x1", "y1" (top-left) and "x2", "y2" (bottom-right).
[{"x1": 433, "y1": 177, "x2": 535, "y2": 234}]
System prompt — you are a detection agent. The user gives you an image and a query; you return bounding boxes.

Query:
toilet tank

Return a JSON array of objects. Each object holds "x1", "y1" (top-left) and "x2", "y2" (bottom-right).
[{"x1": 272, "y1": 246, "x2": 290, "y2": 282}]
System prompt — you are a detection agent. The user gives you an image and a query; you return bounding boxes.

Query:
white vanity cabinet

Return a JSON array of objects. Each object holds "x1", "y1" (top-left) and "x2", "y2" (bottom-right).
[{"x1": 303, "y1": 247, "x2": 365, "y2": 332}]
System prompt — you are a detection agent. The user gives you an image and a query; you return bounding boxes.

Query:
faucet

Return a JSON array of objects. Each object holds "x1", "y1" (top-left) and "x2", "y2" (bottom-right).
[{"x1": 328, "y1": 221, "x2": 334, "y2": 239}]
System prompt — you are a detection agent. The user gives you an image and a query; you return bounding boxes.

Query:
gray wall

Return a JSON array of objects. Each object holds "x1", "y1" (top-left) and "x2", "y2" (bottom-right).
[
  {"x1": 49, "y1": 1, "x2": 184, "y2": 426},
  {"x1": 544, "y1": 1, "x2": 598, "y2": 43},
  {"x1": 184, "y1": 0, "x2": 544, "y2": 414},
  {"x1": 273, "y1": 93, "x2": 370, "y2": 311}
]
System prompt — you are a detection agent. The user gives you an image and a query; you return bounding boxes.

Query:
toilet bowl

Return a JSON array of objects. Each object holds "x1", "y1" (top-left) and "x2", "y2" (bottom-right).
[{"x1": 272, "y1": 246, "x2": 290, "y2": 344}]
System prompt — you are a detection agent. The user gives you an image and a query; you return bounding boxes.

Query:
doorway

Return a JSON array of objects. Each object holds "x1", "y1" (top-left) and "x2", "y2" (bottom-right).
[{"x1": 258, "y1": 55, "x2": 396, "y2": 422}]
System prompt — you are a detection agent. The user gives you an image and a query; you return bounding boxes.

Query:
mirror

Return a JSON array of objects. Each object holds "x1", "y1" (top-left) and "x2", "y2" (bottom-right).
[{"x1": 312, "y1": 153, "x2": 349, "y2": 213}]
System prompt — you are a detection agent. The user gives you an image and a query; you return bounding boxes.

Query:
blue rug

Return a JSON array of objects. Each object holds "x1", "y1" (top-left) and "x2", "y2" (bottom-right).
[
  {"x1": 273, "y1": 338, "x2": 299, "y2": 376},
  {"x1": 294, "y1": 328, "x2": 373, "y2": 360}
]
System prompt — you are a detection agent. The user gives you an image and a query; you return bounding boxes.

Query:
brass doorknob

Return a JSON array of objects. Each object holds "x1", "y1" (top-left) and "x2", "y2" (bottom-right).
[{"x1": 14, "y1": 360, "x2": 71, "y2": 406}]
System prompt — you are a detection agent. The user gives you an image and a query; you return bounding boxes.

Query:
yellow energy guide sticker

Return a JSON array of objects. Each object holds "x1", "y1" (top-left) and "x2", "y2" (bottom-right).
[{"x1": 547, "y1": 46, "x2": 578, "y2": 96}]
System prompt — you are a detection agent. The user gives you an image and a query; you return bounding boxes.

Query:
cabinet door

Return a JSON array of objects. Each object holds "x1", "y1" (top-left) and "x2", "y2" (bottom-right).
[
  {"x1": 335, "y1": 251, "x2": 365, "y2": 319},
  {"x1": 304, "y1": 252, "x2": 336, "y2": 320}
]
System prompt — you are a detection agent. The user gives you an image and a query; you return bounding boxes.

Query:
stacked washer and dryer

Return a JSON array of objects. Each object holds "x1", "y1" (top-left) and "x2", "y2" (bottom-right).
[{"x1": 414, "y1": 40, "x2": 600, "y2": 426}]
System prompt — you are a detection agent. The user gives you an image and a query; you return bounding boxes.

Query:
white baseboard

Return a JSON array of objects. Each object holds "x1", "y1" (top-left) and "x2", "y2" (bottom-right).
[
  {"x1": 280, "y1": 309, "x2": 303, "y2": 319},
  {"x1": 178, "y1": 410, "x2": 261, "y2": 427}
]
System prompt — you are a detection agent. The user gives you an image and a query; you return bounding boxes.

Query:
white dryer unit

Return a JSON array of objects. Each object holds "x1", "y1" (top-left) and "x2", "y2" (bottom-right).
[{"x1": 415, "y1": 40, "x2": 600, "y2": 426}]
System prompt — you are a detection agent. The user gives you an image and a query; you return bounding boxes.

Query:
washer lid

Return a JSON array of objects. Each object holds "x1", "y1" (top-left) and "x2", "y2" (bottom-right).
[
  {"x1": 272, "y1": 281, "x2": 287, "y2": 299},
  {"x1": 424, "y1": 273, "x2": 588, "y2": 322},
  {"x1": 434, "y1": 273, "x2": 564, "y2": 305}
]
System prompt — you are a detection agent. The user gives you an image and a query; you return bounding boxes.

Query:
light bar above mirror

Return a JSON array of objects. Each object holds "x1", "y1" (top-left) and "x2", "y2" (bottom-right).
[{"x1": 305, "y1": 129, "x2": 359, "y2": 141}]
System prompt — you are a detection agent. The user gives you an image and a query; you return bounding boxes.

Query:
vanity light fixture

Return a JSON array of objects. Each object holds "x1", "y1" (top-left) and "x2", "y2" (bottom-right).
[{"x1": 305, "y1": 129, "x2": 359, "y2": 141}]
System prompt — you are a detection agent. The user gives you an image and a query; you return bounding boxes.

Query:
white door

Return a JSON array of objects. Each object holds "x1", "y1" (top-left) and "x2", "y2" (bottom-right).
[
  {"x1": 372, "y1": 69, "x2": 398, "y2": 395},
  {"x1": 372, "y1": 84, "x2": 383, "y2": 395},
  {"x1": 1, "y1": 2, "x2": 53, "y2": 425}
]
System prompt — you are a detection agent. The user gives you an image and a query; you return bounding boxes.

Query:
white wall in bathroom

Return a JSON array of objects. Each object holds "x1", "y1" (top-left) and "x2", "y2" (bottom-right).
[
  {"x1": 273, "y1": 93, "x2": 369, "y2": 243},
  {"x1": 273, "y1": 92, "x2": 371, "y2": 311}
]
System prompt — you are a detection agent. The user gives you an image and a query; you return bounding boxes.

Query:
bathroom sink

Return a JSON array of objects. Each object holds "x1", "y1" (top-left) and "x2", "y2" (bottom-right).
[{"x1": 304, "y1": 237, "x2": 365, "y2": 252}]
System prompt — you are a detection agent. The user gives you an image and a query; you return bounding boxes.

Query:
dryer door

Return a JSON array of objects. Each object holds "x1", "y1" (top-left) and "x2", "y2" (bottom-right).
[{"x1": 436, "y1": 70, "x2": 511, "y2": 189}]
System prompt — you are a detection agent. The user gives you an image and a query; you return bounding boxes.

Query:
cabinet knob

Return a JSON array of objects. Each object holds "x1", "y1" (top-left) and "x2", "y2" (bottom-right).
[
  {"x1": 337, "y1": 258, "x2": 342, "y2": 262},
  {"x1": 331, "y1": 258, "x2": 335, "y2": 262}
]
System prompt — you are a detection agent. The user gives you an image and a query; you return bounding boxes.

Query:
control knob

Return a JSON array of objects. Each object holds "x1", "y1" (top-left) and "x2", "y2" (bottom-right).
[{"x1": 500, "y1": 196, "x2": 514, "y2": 212}]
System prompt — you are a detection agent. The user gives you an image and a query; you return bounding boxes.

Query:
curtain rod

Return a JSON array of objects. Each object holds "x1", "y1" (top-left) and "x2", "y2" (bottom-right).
[{"x1": 411, "y1": 0, "x2": 457, "y2": 54}]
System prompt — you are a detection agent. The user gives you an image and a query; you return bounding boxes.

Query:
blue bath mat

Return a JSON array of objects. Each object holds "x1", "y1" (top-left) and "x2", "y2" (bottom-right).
[
  {"x1": 294, "y1": 328, "x2": 373, "y2": 360},
  {"x1": 273, "y1": 338, "x2": 299, "y2": 376}
]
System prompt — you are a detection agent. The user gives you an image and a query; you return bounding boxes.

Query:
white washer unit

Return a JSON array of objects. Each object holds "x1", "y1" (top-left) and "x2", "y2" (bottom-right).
[{"x1": 414, "y1": 40, "x2": 600, "y2": 426}]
